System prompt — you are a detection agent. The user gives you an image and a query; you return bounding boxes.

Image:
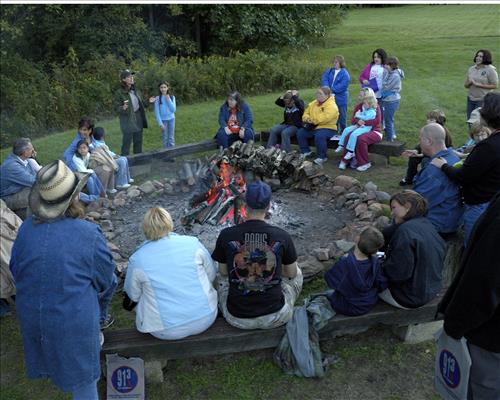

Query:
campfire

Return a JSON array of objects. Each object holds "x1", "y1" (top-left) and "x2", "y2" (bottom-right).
[{"x1": 180, "y1": 140, "x2": 328, "y2": 226}]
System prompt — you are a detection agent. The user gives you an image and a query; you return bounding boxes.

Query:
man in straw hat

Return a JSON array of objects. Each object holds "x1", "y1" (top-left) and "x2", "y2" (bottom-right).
[{"x1": 10, "y1": 160, "x2": 116, "y2": 399}]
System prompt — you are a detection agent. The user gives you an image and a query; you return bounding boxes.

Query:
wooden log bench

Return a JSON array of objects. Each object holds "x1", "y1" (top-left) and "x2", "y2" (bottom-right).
[
  {"x1": 101, "y1": 294, "x2": 443, "y2": 377},
  {"x1": 126, "y1": 132, "x2": 405, "y2": 167}
]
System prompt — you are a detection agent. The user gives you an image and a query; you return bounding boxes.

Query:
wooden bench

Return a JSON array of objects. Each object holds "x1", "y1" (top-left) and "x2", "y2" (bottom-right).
[
  {"x1": 126, "y1": 132, "x2": 405, "y2": 166},
  {"x1": 102, "y1": 295, "x2": 442, "y2": 362}
]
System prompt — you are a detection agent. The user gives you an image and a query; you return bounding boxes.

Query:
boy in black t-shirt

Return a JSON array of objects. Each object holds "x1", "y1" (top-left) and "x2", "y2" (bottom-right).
[{"x1": 212, "y1": 181, "x2": 303, "y2": 329}]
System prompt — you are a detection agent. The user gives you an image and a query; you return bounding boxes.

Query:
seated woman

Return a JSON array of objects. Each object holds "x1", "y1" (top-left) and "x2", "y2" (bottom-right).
[
  {"x1": 123, "y1": 207, "x2": 218, "y2": 340},
  {"x1": 339, "y1": 87, "x2": 382, "y2": 172},
  {"x1": 379, "y1": 190, "x2": 446, "y2": 309},
  {"x1": 297, "y1": 86, "x2": 339, "y2": 165},
  {"x1": 266, "y1": 90, "x2": 304, "y2": 152},
  {"x1": 215, "y1": 91, "x2": 254, "y2": 149},
  {"x1": 71, "y1": 140, "x2": 106, "y2": 199}
]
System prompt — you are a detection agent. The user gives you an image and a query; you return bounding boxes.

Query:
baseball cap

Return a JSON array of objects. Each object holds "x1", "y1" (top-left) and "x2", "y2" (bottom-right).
[
  {"x1": 245, "y1": 181, "x2": 272, "y2": 210},
  {"x1": 120, "y1": 69, "x2": 135, "y2": 80}
]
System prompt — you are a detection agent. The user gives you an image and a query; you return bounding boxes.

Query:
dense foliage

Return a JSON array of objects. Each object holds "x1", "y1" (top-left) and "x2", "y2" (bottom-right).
[{"x1": 0, "y1": 4, "x2": 344, "y2": 146}]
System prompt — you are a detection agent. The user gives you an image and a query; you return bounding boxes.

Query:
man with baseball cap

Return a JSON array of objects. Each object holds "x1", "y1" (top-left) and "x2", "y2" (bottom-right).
[{"x1": 212, "y1": 180, "x2": 303, "y2": 329}]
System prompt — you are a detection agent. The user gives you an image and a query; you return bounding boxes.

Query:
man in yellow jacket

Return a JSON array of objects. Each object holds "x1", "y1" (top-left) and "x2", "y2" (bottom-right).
[{"x1": 297, "y1": 86, "x2": 339, "y2": 165}]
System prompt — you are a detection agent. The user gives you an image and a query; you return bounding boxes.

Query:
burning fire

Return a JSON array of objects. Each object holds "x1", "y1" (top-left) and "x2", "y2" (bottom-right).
[{"x1": 182, "y1": 158, "x2": 247, "y2": 226}]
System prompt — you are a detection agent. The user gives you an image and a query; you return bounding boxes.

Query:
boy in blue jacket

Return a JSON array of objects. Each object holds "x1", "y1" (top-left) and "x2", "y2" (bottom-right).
[{"x1": 324, "y1": 226, "x2": 387, "y2": 316}]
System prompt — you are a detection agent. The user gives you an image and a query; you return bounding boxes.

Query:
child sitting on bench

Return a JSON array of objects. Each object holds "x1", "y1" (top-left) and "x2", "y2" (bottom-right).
[{"x1": 324, "y1": 226, "x2": 387, "y2": 316}]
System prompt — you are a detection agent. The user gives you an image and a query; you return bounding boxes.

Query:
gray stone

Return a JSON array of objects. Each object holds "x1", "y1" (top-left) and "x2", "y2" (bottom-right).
[
  {"x1": 100, "y1": 220, "x2": 114, "y2": 232},
  {"x1": 127, "y1": 189, "x2": 141, "y2": 199},
  {"x1": 313, "y1": 248, "x2": 330, "y2": 261},
  {"x1": 374, "y1": 216, "x2": 391, "y2": 231},
  {"x1": 345, "y1": 192, "x2": 360, "y2": 200},
  {"x1": 392, "y1": 321, "x2": 443, "y2": 344},
  {"x1": 364, "y1": 181, "x2": 378, "y2": 192},
  {"x1": 333, "y1": 175, "x2": 360, "y2": 190},
  {"x1": 152, "y1": 180, "x2": 164, "y2": 189},
  {"x1": 368, "y1": 203, "x2": 384, "y2": 217},
  {"x1": 266, "y1": 178, "x2": 281, "y2": 191},
  {"x1": 358, "y1": 211, "x2": 374, "y2": 221},
  {"x1": 334, "y1": 239, "x2": 355, "y2": 253},
  {"x1": 87, "y1": 211, "x2": 101, "y2": 220},
  {"x1": 354, "y1": 202, "x2": 368, "y2": 217},
  {"x1": 330, "y1": 185, "x2": 346, "y2": 197},
  {"x1": 104, "y1": 231, "x2": 116, "y2": 241},
  {"x1": 107, "y1": 242, "x2": 120, "y2": 252},
  {"x1": 139, "y1": 181, "x2": 156, "y2": 195},
  {"x1": 297, "y1": 255, "x2": 325, "y2": 281},
  {"x1": 163, "y1": 183, "x2": 174, "y2": 195},
  {"x1": 111, "y1": 251, "x2": 122, "y2": 261},
  {"x1": 113, "y1": 198, "x2": 126, "y2": 207},
  {"x1": 335, "y1": 195, "x2": 347, "y2": 209},
  {"x1": 375, "y1": 191, "x2": 392, "y2": 204}
]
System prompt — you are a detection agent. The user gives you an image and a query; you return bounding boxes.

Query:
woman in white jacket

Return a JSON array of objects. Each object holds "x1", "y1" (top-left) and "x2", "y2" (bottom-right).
[{"x1": 124, "y1": 207, "x2": 218, "y2": 340}]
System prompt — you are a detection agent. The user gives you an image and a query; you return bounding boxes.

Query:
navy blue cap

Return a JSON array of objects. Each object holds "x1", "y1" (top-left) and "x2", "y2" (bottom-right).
[{"x1": 245, "y1": 181, "x2": 272, "y2": 209}]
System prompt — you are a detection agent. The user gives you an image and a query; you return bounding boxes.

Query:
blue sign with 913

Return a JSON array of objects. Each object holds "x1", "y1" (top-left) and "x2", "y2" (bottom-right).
[
  {"x1": 111, "y1": 365, "x2": 138, "y2": 393},
  {"x1": 439, "y1": 349, "x2": 461, "y2": 388}
]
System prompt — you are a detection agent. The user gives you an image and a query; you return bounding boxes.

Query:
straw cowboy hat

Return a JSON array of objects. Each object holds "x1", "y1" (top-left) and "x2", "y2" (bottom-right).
[{"x1": 29, "y1": 160, "x2": 89, "y2": 220}]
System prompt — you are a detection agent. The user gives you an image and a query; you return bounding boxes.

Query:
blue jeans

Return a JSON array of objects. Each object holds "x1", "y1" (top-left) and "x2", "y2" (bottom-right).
[
  {"x1": 463, "y1": 202, "x2": 489, "y2": 246},
  {"x1": 215, "y1": 128, "x2": 254, "y2": 148},
  {"x1": 72, "y1": 379, "x2": 99, "y2": 400},
  {"x1": 382, "y1": 99, "x2": 400, "y2": 141},
  {"x1": 162, "y1": 118, "x2": 175, "y2": 148},
  {"x1": 297, "y1": 128, "x2": 336, "y2": 159},
  {"x1": 115, "y1": 156, "x2": 131, "y2": 186},
  {"x1": 467, "y1": 97, "x2": 483, "y2": 122},
  {"x1": 86, "y1": 173, "x2": 104, "y2": 197},
  {"x1": 267, "y1": 124, "x2": 298, "y2": 152},
  {"x1": 99, "y1": 273, "x2": 117, "y2": 323},
  {"x1": 337, "y1": 105, "x2": 348, "y2": 135},
  {"x1": 339, "y1": 125, "x2": 372, "y2": 152}
]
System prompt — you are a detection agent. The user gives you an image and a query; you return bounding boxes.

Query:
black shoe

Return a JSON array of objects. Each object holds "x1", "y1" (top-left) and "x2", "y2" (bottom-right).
[
  {"x1": 399, "y1": 177, "x2": 412, "y2": 186},
  {"x1": 100, "y1": 314, "x2": 115, "y2": 330}
]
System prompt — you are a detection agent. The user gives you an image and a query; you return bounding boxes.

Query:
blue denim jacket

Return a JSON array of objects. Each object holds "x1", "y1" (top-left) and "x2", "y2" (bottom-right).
[
  {"x1": 321, "y1": 67, "x2": 350, "y2": 107},
  {"x1": 10, "y1": 217, "x2": 116, "y2": 392},
  {"x1": 0, "y1": 153, "x2": 37, "y2": 197},
  {"x1": 413, "y1": 148, "x2": 464, "y2": 233},
  {"x1": 218, "y1": 101, "x2": 254, "y2": 131}
]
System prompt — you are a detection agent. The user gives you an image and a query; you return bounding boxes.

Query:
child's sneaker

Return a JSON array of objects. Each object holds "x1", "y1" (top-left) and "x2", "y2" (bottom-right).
[
  {"x1": 356, "y1": 163, "x2": 372, "y2": 172},
  {"x1": 100, "y1": 314, "x2": 115, "y2": 330},
  {"x1": 314, "y1": 157, "x2": 327, "y2": 165},
  {"x1": 344, "y1": 152, "x2": 354, "y2": 160},
  {"x1": 334, "y1": 146, "x2": 344, "y2": 153},
  {"x1": 339, "y1": 161, "x2": 347, "y2": 170}
]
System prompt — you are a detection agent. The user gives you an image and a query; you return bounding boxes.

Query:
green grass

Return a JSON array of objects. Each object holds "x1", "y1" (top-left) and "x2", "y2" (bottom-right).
[{"x1": 2, "y1": 5, "x2": 500, "y2": 400}]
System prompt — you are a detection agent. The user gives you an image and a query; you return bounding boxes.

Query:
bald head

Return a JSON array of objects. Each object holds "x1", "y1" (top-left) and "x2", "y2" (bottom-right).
[{"x1": 419, "y1": 123, "x2": 447, "y2": 156}]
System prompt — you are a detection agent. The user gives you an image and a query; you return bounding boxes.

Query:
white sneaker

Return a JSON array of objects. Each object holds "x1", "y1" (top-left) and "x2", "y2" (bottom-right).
[
  {"x1": 339, "y1": 161, "x2": 347, "y2": 170},
  {"x1": 107, "y1": 189, "x2": 117, "y2": 194},
  {"x1": 314, "y1": 157, "x2": 327, "y2": 165},
  {"x1": 330, "y1": 134, "x2": 341, "y2": 141},
  {"x1": 344, "y1": 152, "x2": 354, "y2": 160},
  {"x1": 335, "y1": 146, "x2": 344, "y2": 153},
  {"x1": 302, "y1": 151, "x2": 313, "y2": 157},
  {"x1": 100, "y1": 331, "x2": 104, "y2": 347},
  {"x1": 356, "y1": 163, "x2": 372, "y2": 172},
  {"x1": 117, "y1": 183, "x2": 131, "y2": 190},
  {"x1": 128, "y1": 178, "x2": 134, "y2": 183}
]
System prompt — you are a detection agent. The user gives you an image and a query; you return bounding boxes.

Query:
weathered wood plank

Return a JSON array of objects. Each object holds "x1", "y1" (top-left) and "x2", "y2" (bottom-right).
[{"x1": 102, "y1": 296, "x2": 441, "y2": 360}]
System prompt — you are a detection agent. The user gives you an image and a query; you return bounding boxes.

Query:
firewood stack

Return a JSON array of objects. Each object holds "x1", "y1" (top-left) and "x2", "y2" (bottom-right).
[{"x1": 180, "y1": 140, "x2": 328, "y2": 226}]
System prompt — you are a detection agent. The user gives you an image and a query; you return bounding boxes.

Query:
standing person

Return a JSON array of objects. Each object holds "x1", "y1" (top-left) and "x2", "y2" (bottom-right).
[
  {"x1": 266, "y1": 90, "x2": 304, "y2": 152},
  {"x1": 321, "y1": 55, "x2": 351, "y2": 134},
  {"x1": 379, "y1": 190, "x2": 446, "y2": 309},
  {"x1": 154, "y1": 81, "x2": 176, "y2": 148},
  {"x1": 123, "y1": 207, "x2": 218, "y2": 340},
  {"x1": 359, "y1": 48, "x2": 388, "y2": 101},
  {"x1": 297, "y1": 86, "x2": 339, "y2": 165},
  {"x1": 215, "y1": 91, "x2": 254, "y2": 149},
  {"x1": 0, "y1": 138, "x2": 38, "y2": 217},
  {"x1": 381, "y1": 56, "x2": 404, "y2": 142},
  {"x1": 10, "y1": 160, "x2": 116, "y2": 399},
  {"x1": 464, "y1": 49, "x2": 498, "y2": 123},
  {"x1": 212, "y1": 181, "x2": 303, "y2": 329},
  {"x1": 114, "y1": 69, "x2": 155, "y2": 156},
  {"x1": 437, "y1": 190, "x2": 500, "y2": 400},
  {"x1": 431, "y1": 92, "x2": 500, "y2": 244}
]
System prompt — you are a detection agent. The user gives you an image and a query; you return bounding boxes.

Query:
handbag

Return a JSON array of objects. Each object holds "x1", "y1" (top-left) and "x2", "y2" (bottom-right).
[{"x1": 303, "y1": 122, "x2": 317, "y2": 131}]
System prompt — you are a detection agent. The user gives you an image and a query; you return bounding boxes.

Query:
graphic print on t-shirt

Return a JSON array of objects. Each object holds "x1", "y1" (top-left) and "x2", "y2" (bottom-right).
[
  {"x1": 228, "y1": 109, "x2": 240, "y2": 133},
  {"x1": 228, "y1": 232, "x2": 282, "y2": 293}
]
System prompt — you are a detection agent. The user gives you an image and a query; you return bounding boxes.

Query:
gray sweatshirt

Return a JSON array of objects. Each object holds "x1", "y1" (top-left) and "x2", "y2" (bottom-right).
[{"x1": 381, "y1": 68, "x2": 404, "y2": 102}]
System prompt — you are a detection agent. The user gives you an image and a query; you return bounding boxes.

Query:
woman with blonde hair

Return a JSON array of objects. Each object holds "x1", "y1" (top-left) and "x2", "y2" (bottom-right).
[
  {"x1": 297, "y1": 86, "x2": 339, "y2": 165},
  {"x1": 123, "y1": 207, "x2": 218, "y2": 340}
]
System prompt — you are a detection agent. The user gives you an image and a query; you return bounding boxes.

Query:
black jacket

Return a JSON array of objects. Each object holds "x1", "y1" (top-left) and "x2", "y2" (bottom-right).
[
  {"x1": 275, "y1": 95, "x2": 305, "y2": 128},
  {"x1": 382, "y1": 217, "x2": 446, "y2": 308},
  {"x1": 437, "y1": 190, "x2": 500, "y2": 352}
]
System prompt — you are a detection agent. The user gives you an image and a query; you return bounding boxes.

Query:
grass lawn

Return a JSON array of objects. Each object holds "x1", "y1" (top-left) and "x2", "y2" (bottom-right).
[{"x1": 1, "y1": 4, "x2": 499, "y2": 400}]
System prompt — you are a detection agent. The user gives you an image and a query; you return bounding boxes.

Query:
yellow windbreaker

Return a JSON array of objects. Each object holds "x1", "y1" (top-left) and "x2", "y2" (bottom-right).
[{"x1": 302, "y1": 96, "x2": 339, "y2": 131}]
